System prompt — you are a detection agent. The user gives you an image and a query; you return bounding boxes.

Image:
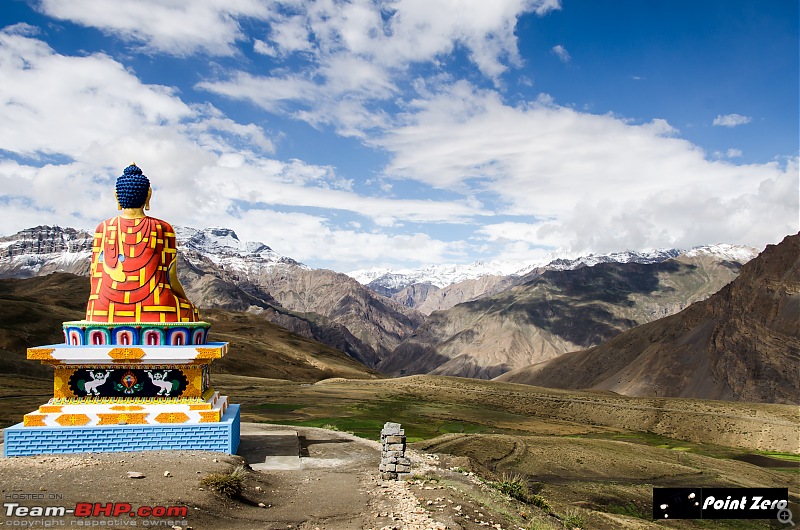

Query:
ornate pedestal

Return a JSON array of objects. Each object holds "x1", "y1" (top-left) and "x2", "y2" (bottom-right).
[{"x1": 3, "y1": 322, "x2": 240, "y2": 456}]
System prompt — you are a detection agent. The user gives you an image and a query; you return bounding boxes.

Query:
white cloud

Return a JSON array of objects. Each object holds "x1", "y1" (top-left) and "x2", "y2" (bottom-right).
[
  {"x1": 253, "y1": 38, "x2": 277, "y2": 57},
  {"x1": 376, "y1": 82, "x2": 797, "y2": 254},
  {"x1": 263, "y1": 13, "x2": 313, "y2": 55},
  {"x1": 713, "y1": 113, "x2": 752, "y2": 127},
  {"x1": 0, "y1": 31, "x2": 192, "y2": 159},
  {"x1": 726, "y1": 148, "x2": 742, "y2": 158},
  {"x1": 198, "y1": 208, "x2": 466, "y2": 270},
  {"x1": 294, "y1": 0, "x2": 560, "y2": 76},
  {"x1": 38, "y1": 0, "x2": 561, "y2": 74},
  {"x1": 713, "y1": 148, "x2": 743, "y2": 159},
  {"x1": 198, "y1": 71, "x2": 320, "y2": 114},
  {"x1": 183, "y1": 159, "x2": 483, "y2": 227},
  {"x1": 0, "y1": 29, "x2": 486, "y2": 269},
  {"x1": 199, "y1": 0, "x2": 562, "y2": 132},
  {"x1": 552, "y1": 44, "x2": 570, "y2": 62},
  {"x1": 37, "y1": 0, "x2": 270, "y2": 56}
]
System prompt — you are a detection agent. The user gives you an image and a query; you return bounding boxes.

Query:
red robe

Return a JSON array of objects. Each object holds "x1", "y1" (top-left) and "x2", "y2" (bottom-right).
[{"x1": 85, "y1": 216, "x2": 198, "y2": 323}]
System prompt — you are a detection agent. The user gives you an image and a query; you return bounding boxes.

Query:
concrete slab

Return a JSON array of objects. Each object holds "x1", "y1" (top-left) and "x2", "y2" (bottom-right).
[{"x1": 238, "y1": 425, "x2": 302, "y2": 470}]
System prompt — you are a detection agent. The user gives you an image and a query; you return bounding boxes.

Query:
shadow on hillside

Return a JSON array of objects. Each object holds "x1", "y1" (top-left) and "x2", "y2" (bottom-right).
[
  {"x1": 514, "y1": 300, "x2": 637, "y2": 348},
  {"x1": 538, "y1": 261, "x2": 692, "y2": 305},
  {"x1": 467, "y1": 261, "x2": 698, "y2": 348}
]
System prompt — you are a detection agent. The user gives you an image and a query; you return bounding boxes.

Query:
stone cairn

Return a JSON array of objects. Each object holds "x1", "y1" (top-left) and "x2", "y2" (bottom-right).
[{"x1": 379, "y1": 422, "x2": 411, "y2": 480}]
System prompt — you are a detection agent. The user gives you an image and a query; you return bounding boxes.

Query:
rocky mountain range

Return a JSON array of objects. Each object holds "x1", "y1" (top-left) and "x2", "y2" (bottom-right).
[
  {"x1": 350, "y1": 245, "x2": 756, "y2": 315},
  {"x1": 0, "y1": 225, "x2": 761, "y2": 384},
  {"x1": 0, "y1": 272, "x2": 381, "y2": 386},
  {"x1": 0, "y1": 226, "x2": 423, "y2": 368},
  {"x1": 378, "y1": 249, "x2": 755, "y2": 379},
  {"x1": 348, "y1": 248, "x2": 688, "y2": 289},
  {"x1": 0, "y1": 226, "x2": 92, "y2": 277},
  {"x1": 497, "y1": 232, "x2": 800, "y2": 404}
]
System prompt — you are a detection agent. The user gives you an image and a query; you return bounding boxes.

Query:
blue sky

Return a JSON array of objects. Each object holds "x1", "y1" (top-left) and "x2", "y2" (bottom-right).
[{"x1": 0, "y1": 0, "x2": 797, "y2": 272}]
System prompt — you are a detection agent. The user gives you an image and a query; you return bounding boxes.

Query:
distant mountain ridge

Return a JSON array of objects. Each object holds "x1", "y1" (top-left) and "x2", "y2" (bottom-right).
[
  {"x1": 349, "y1": 245, "x2": 758, "y2": 314},
  {"x1": 0, "y1": 225, "x2": 757, "y2": 291},
  {"x1": 177, "y1": 226, "x2": 306, "y2": 272},
  {"x1": 0, "y1": 226, "x2": 93, "y2": 278},
  {"x1": 496, "y1": 232, "x2": 800, "y2": 404},
  {"x1": 0, "y1": 225, "x2": 307, "y2": 279},
  {"x1": 0, "y1": 225, "x2": 421, "y2": 369},
  {"x1": 0, "y1": 225, "x2": 764, "y2": 384},
  {"x1": 378, "y1": 251, "x2": 756, "y2": 379},
  {"x1": 347, "y1": 245, "x2": 757, "y2": 292}
]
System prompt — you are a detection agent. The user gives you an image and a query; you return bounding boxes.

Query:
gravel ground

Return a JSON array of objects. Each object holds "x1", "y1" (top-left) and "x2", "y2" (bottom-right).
[{"x1": 0, "y1": 424, "x2": 462, "y2": 530}]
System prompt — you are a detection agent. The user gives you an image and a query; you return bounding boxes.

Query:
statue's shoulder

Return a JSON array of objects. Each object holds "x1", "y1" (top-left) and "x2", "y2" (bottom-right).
[
  {"x1": 93, "y1": 217, "x2": 115, "y2": 234},
  {"x1": 146, "y1": 216, "x2": 175, "y2": 233}
]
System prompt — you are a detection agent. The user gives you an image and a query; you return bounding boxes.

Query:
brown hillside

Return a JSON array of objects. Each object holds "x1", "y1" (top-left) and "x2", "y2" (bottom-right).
[
  {"x1": 0, "y1": 273, "x2": 380, "y2": 386},
  {"x1": 382, "y1": 252, "x2": 746, "y2": 379},
  {"x1": 497, "y1": 233, "x2": 800, "y2": 404}
]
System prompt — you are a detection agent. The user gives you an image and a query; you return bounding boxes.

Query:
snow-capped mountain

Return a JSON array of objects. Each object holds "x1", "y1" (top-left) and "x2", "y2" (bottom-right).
[
  {"x1": 177, "y1": 227, "x2": 306, "y2": 275},
  {"x1": 529, "y1": 248, "x2": 682, "y2": 273},
  {"x1": 348, "y1": 260, "x2": 530, "y2": 290},
  {"x1": 0, "y1": 226, "x2": 760, "y2": 294},
  {"x1": 0, "y1": 225, "x2": 306, "y2": 280},
  {"x1": 0, "y1": 226, "x2": 94, "y2": 278},
  {"x1": 682, "y1": 243, "x2": 760, "y2": 263},
  {"x1": 348, "y1": 245, "x2": 759, "y2": 294}
]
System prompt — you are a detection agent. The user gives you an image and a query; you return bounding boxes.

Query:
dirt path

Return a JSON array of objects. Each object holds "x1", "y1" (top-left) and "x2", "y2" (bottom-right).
[
  {"x1": 0, "y1": 424, "x2": 454, "y2": 530},
  {"x1": 3, "y1": 423, "x2": 721, "y2": 529}
]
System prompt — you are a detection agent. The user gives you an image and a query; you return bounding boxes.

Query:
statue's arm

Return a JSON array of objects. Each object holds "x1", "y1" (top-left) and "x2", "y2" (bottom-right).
[
  {"x1": 168, "y1": 258, "x2": 190, "y2": 301},
  {"x1": 162, "y1": 221, "x2": 190, "y2": 301},
  {"x1": 89, "y1": 221, "x2": 105, "y2": 276}
]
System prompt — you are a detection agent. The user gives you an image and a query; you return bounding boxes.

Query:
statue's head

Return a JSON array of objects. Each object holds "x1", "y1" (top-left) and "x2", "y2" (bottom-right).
[{"x1": 115, "y1": 163, "x2": 151, "y2": 209}]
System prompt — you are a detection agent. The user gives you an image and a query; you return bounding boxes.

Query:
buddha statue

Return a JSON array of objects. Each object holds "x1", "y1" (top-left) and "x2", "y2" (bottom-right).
[{"x1": 85, "y1": 163, "x2": 199, "y2": 323}]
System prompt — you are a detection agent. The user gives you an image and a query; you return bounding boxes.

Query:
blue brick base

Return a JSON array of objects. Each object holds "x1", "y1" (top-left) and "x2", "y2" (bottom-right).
[{"x1": 3, "y1": 405, "x2": 240, "y2": 457}]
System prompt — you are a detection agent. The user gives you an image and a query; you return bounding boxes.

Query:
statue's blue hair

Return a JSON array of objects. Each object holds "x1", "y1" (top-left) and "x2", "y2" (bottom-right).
[{"x1": 116, "y1": 164, "x2": 150, "y2": 209}]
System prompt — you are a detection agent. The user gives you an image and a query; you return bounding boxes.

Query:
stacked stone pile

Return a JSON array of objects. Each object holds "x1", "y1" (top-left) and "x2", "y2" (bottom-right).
[{"x1": 379, "y1": 422, "x2": 411, "y2": 480}]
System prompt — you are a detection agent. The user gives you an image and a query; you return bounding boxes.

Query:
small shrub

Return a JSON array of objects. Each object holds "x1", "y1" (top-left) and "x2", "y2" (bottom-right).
[
  {"x1": 528, "y1": 494, "x2": 551, "y2": 514},
  {"x1": 492, "y1": 473, "x2": 529, "y2": 501},
  {"x1": 561, "y1": 507, "x2": 585, "y2": 529},
  {"x1": 491, "y1": 474, "x2": 552, "y2": 513},
  {"x1": 200, "y1": 465, "x2": 246, "y2": 497},
  {"x1": 320, "y1": 423, "x2": 340, "y2": 431},
  {"x1": 408, "y1": 472, "x2": 439, "y2": 484}
]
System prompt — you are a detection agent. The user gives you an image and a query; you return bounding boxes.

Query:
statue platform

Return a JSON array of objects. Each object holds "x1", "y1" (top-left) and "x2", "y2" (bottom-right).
[
  {"x1": 3, "y1": 338, "x2": 239, "y2": 456},
  {"x1": 4, "y1": 405, "x2": 239, "y2": 456}
]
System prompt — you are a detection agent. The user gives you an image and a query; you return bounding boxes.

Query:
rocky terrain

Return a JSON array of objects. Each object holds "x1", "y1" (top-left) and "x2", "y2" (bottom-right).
[
  {"x1": 0, "y1": 225, "x2": 92, "y2": 278},
  {"x1": 245, "y1": 266, "x2": 424, "y2": 359},
  {"x1": 354, "y1": 246, "x2": 755, "y2": 314},
  {"x1": 0, "y1": 226, "x2": 422, "y2": 369},
  {"x1": 380, "y1": 250, "x2": 751, "y2": 379},
  {"x1": 402, "y1": 274, "x2": 516, "y2": 315},
  {"x1": 0, "y1": 225, "x2": 771, "y2": 385},
  {"x1": 0, "y1": 424, "x2": 457, "y2": 530},
  {"x1": 2, "y1": 381, "x2": 797, "y2": 529},
  {"x1": 497, "y1": 232, "x2": 800, "y2": 404}
]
